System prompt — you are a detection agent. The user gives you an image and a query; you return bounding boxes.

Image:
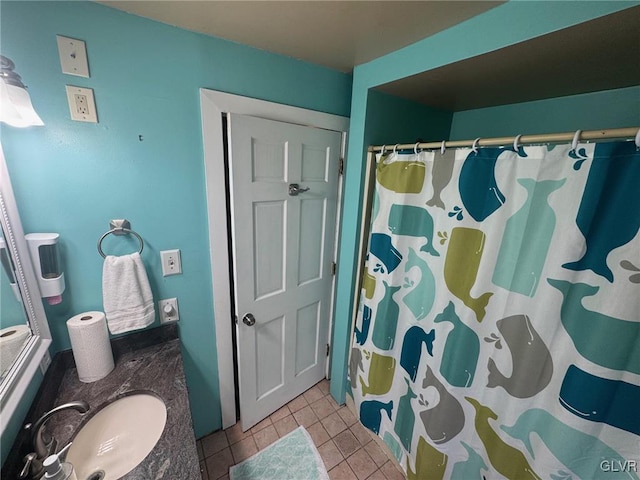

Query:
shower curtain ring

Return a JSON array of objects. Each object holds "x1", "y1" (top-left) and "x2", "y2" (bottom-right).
[
  {"x1": 472, "y1": 138, "x2": 481, "y2": 154},
  {"x1": 381, "y1": 145, "x2": 386, "y2": 155},
  {"x1": 393, "y1": 144, "x2": 399, "y2": 154},
  {"x1": 414, "y1": 142, "x2": 420, "y2": 155},
  {"x1": 440, "y1": 141, "x2": 446, "y2": 155},
  {"x1": 634, "y1": 129, "x2": 640, "y2": 149},
  {"x1": 571, "y1": 130, "x2": 582, "y2": 151},
  {"x1": 513, "y1": 134, "x2": 522, "y2": 151}
]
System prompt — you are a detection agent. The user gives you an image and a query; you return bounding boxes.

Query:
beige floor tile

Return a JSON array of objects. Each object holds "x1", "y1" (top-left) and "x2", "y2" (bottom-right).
[
  {"x1": 274, "y1": 414, "x2": 298, "y2": 437},
  {"x1": 350, "y1": 422, "x2": 373, "y2": 446},
  {"x1": 364, "y1": 441, "x2": 388, "y2": 468},
  {"x1": 307, "y1": 421, "x2": 331, "y2": 447},
  {"x1": 270, "y1": 405, "x2": 291, "y2": 422},
  {"x1": 200, "y1": 460, "x2": 208, "y2": 480},
  {"x1": 336, "y1": 406, "x2": 358, "y2": 427},
  {"x1": 366, "y1": 470, "x2": 386, "y2": 480},
  {"x1": 254, "y1": 424, "x2": 279, "y2": 450},
  {"x1": 224, "y1": 422, "x2": 251, "y2": 446},
  {"x1": 317, "y1": 379, "x2": 331, "y2": 395},
  {"x1": 347, "y1": 449, "x2": 377, "y2": 480},
  {"x1": 329, "y1": 460, "x2": 358, "y2": 480},
  {"x1": 310, "y1": 397, "x2": 336, "y2": 420},
  {"x1": 321, "y1": 411, "x2": 348, "y2": 438},
  {"x1": 250, "y1": 416, "x2": 273, "y2": 434},
  {"x1": 230, "y1": 436, "x2": 258, "y2": 463},
  {"x1": 303, "y1": 385, "x2": 325, "y2": 404},
  {"x1": 318, "y1": 439, "x2": 345, "y2": 471},
  {"x1": 380, "y1": 461, "x2": 405, "y2": 480},
  {"x1": 202, "y1": 430, "x2": 229, "y2": 457},
  {"x1": 293, "y1": 405, "x2": 319, "y2": 427},
  {"x1": 287, "y1": 394, "x2": 309, "y2": 413},
  {"x1": 205, "y1": 448, "x2": 234, "y2": 480},
  {"x1": 333, "y1": 430, "x2": 361, "y2": 458}
]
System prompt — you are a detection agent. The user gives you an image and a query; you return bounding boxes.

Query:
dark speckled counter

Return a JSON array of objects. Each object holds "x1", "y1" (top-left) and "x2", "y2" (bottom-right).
[{"x1": 30, "y1": 326, "x2": 199, "y2": 480}]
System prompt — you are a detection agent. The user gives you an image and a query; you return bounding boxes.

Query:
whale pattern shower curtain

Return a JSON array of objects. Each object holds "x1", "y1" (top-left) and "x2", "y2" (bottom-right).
[{"x1": 349, "y1": 141, "x2": 640, "y2": 479}]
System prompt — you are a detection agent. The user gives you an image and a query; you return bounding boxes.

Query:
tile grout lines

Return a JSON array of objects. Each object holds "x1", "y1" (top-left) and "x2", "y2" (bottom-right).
[{"x1": 197, "y1": 379, "x2": 405, "y2": 480}]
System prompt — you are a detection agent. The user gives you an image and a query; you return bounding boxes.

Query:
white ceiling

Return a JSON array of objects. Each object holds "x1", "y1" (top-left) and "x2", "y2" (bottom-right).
[{"x1": 97, "y1": 1, "x2": 503, "y2": 72}]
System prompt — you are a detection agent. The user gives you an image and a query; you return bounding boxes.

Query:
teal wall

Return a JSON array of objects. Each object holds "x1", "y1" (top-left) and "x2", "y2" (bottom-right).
[
  {"x1": 365, "y1": 90, "x2": 452, "y2": 148},
  {"x1": 0, "y1": 0, "x2": 351, "y2": 448},
  {"x1": 330, "y1": 0, "x2": 639, "y2": 403},
  {"x1": 451, "y1": 86, "x2": 640, "y2": 139}
]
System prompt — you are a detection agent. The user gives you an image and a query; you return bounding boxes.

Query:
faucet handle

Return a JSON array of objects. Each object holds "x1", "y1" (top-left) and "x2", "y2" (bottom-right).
[{"x1": 19, "y1": 452, "x2": 43, "y2": 480}]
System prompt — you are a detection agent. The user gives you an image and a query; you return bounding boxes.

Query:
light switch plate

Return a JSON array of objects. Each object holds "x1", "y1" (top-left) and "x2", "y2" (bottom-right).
[
  {"x1": 56, "y1": 35, "x2": 90, "y2": 77},
  {"x1": 65, "y1": 85, "x2": 98, "y2": 123}
]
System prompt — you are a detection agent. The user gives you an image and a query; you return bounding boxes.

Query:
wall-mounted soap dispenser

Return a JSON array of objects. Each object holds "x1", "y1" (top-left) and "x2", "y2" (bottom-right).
[{"x1": 25, "y1": 233, "x2": 65, "y2": 305}]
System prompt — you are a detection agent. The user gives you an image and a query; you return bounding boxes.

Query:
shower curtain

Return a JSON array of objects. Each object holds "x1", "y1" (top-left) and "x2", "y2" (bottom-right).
[{"x1": 349, "y1": 140, "x2": 640, "y2": 479}]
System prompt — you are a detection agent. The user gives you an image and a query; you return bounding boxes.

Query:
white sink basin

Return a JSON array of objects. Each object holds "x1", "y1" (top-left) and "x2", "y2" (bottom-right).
[{"x1": 66, "y1": 393, "x2": 167, "y2": 480}]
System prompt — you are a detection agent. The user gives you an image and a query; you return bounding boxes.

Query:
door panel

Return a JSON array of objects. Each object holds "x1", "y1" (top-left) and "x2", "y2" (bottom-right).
[{"x1": 228, "y1": 114, "x2": 341, "y2": 430}]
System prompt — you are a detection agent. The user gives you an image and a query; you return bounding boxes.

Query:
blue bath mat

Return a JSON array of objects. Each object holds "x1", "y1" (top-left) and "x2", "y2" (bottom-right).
[{"x1": 229, "y1": 426, "x2": 329, "y2": 480}]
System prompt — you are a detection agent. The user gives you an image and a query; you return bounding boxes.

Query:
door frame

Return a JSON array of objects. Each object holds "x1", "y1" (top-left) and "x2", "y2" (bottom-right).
[{"x1": 200, "y1": 89, "x2": 349, "y2": 428}]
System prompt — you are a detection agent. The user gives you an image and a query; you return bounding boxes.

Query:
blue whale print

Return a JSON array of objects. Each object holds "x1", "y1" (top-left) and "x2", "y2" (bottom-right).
[
  {"x1": 450, "y1": 442, "x2": 488, "y2": 480},
  {"x1": 402, "y1": 248, "x2": 436, "y2": 321},
  {"x1": 459, "y1": 147, "x2": 510, "y2": 222},
  {"x1": 370, "y1": 233, "x2": 402, "y2": 273},
  {"x1": 433, "y1": 302, "x2": 479, "y2": 387},
  {"x1": 548, "y1": 279, "x2": 640, "y2": 375},
  {"x1": 360, "y1": 400, "x2": 393, "y2": 435},
  {"x1": 388, "y1": 204, "x2": 439, "y2": 256},
  {"x1": 502, "y1": 408, "x2": 639, "y2": 480},
  {"x1": 563, "y1": 141, "x2": 640, "y2": 282},
  {"x1": 355, "y1": 305, "x2": 371, "y2": 346},
  {"x1": 400, "y1": 325, "x2": 435, "y2": 382},
  {"x1": 560, "y1": 365, "x2": 640, "y2": 436}
]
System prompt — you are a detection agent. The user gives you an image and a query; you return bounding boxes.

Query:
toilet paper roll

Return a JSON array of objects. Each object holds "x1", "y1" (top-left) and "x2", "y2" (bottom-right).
[
  {"x1": 67, "y1": 311, "x2": 114, "y2": 383},
  {"x1": 0, "y1": 324, "x2": 31, "y2": 376}
]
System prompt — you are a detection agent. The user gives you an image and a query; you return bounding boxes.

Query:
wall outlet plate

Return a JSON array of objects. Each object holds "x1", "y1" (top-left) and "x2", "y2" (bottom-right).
[
  {"x1": 65, "y1": 85, "x2": 98, "y2": 123},
  {"x1": 56, "y1": 35, "x2": 90, "y2": 77},
  {"x1": 159, "y1": 298, "x2": 179, "y2": 323}
]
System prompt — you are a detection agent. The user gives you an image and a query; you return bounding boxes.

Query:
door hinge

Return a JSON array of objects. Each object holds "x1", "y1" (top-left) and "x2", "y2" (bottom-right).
[
  {"x1": 331, "y1": 262, "x2": 337, "y2": 275},
  {"x1": 339, "y1": 158, "x2": 344, "y2": 175},
  {"x1": 326, "y1": 344, "x2": 330, "y2": 356}
]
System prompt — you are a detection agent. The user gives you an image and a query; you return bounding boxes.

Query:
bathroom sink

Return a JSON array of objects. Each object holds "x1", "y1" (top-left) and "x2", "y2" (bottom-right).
[{"x1": 66, "y1": 392, "x2": 167, "y2": 480}]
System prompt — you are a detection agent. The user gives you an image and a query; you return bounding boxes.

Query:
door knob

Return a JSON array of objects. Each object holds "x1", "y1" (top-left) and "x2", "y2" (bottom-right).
[
  {"x1": 289, "y1": 183, "x2": 310, "y2": 196},
  {"x1": 242, "y1": 313, "x2": 256, "y2": 326}
]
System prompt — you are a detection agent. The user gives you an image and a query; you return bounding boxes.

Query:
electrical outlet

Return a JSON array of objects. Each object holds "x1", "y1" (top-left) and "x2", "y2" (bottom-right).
[
  {"x1": 74, "y1": 94, "x2": 89, "y2": 115},
  {"x1": 65, "y1": 85, "x2": 98, "y2": 123},
  {"x1": 161, "y1": 249, "x2": 182, "y2": 276},
  {"x1": 159, "y1": 298, "x2": 179, "y2": 323}
]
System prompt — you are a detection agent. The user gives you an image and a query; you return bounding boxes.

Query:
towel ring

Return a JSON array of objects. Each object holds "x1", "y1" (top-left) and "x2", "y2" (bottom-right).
[{"x1": 97, "y1": 220, "x2": 144, "y2": 258}]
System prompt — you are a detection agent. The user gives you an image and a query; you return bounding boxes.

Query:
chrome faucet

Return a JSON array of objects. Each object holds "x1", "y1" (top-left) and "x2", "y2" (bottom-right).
[{"x1": 20, "y1": 401, "x2": 89, "y2": 479}]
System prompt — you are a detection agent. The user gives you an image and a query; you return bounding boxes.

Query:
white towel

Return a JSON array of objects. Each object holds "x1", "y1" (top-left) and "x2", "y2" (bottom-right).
[{"x1": 102, "y1": 252, "x2": 155, "y2": 334}]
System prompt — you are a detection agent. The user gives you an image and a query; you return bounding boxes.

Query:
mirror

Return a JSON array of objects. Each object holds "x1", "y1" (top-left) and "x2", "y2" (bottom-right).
[
  {"x1": 0, "y1": 224, "x2": 33, "y2": 381},
  {"x1": 0, "y1": 147, "x2": 52, "y2": 437}
]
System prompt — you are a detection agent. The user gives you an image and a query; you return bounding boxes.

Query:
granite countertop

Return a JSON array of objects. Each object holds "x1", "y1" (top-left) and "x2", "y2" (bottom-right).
[{"x1": 43, "y1": 330, "x2": 200, "y2": 480}]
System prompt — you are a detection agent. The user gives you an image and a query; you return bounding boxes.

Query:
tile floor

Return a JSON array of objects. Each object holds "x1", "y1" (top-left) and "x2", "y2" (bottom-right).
[{"x1": 197, "y1": 379, "x2": 405, "y2": 480}]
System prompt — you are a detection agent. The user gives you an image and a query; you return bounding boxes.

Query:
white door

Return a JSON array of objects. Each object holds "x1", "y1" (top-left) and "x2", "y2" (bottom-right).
[{"x1": 228, "y1": 114, "x2": 342, "y2": 431}]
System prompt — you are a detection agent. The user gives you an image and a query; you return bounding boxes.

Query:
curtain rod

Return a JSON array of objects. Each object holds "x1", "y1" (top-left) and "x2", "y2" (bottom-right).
[{"x1": 368, "y1": 127, "x2": 640, "y2": 152}]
